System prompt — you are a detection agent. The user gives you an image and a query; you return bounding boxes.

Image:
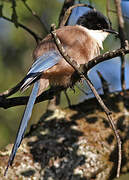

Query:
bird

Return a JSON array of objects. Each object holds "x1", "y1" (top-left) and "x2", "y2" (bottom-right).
[{"x1": 4, "y1": 9, "x2": 118, "y2": 175}]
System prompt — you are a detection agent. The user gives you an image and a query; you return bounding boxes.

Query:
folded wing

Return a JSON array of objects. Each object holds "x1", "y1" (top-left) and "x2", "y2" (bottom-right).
[{"x1": 21, "y1": 50, "x2": 61, "y2": 91}]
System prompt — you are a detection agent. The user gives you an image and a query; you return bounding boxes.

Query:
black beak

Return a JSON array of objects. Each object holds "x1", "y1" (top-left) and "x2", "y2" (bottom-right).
[{"x1": 103, "y1": 28, "x2": 118, "y2": 35}]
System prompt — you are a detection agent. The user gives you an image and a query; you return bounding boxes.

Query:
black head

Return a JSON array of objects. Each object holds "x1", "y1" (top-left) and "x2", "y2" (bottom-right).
[{"x1": 77, "y1": 10, "x2": 118, "y2": 34}]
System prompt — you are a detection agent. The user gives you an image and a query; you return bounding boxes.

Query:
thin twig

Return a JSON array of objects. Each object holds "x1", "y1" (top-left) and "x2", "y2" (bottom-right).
[
  {"x1": 114, "y1": 0, "x2": 128, "y2": 91},
  {"x1": 11, "y1": 0, "x2": 18, "y2": 28},
  {"x1": 21, "y1": 0, "x2": 49, "y2": 34},
  {"x1": 84, "y1": 77, "x2": 121, "y2": 178},
  {"x1": 59, "y1": 3, "x2": 95, "y2": 27},
  {"x1": 108, "y1": 9, "x2": 129, "y2": 20},
  {"x1": 96, "y1": 70, "x2": 109, "y2": 95},
  {"x1": 0, "y1": 80, "x2": 23, "y2": 98},
  {"x1": 106, "y1": 0, "x2": 111, "y2": 21},
  {"x1": 83, "y1": 47, "x2": 129, "y2": 72},
  {"x1": 76, "y1": 82, "x2": 111, "y2": 97},
  {"x1": 59, "y1": 0, "x2": 75, "y2": 27},
  {"x1": 50, "y1": 25, "x2": 122, "y2": 178},
  {"x1": 1, "y1": 15, "x2": 42, "y2": 44}
]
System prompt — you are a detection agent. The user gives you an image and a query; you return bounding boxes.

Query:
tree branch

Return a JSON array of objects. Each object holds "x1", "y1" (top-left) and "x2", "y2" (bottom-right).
[
  {"x1": 21, "y1": 0, "x2": 49, "y2": 34},
  {"x1": 83, "y1": 47, "x2": 129, "y2": 72},
  {"x1": 59, "y1": 3, "x2": 95, "y2": 27},
  {"x1": 106, "y1": 0, "x2": 111, "y2": 20},
  {"x1": 0, "y1": 86, "x2": 65, "y2": 109},
  {"x1": 50, "y1": 25, "x2": 122, "y2": 178},
  {"x1": 114, "y1": 0, "x2": 129, "y2": 91},
  {"x1": 107, "y1": 9, "x2": 129, "y2": 20},
  {"x1": 1, "y1": 15, "x2": 42, "y2": 44},
  {"x1": 11, "y1": 0, "x2": 18, "y2": 28},
  {"x1": 59, "y1": 0, "x2": 75, "y2": 26},
  {"x1": 96, "y1": 70, "x2": 109, "y2": 95}
]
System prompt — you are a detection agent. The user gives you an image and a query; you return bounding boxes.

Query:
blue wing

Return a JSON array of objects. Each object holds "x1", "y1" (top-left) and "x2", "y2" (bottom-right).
[
  {"x1": 29, "y1": 50, "x2": 60, "y2": 73},
  {"x1": 4, "y1": 50, "x2": 61, "y2": 175},
  {"x1": 21, "y1": 50, "x2": 61, "y2": 91}
]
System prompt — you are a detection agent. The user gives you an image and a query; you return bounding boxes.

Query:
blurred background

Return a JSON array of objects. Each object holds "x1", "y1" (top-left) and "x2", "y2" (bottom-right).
[{"x1": 0, "y1": 0, "x2": 129, "y2": 150}]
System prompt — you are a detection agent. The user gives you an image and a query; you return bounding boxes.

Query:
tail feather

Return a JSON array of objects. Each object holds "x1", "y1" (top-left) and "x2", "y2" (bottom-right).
[
  {"x1": 4, "y1": 81, "x2": 40, "y2": 176},
  {"x1": 20, "y1": 72, "x2": 41, "y2": 92},
  {"x1": 5, "y1": 50, "x2": 61, "y2": 175}
]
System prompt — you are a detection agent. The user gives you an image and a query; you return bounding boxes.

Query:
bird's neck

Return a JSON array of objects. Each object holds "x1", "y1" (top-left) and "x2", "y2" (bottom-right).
[
  {"x1": 87, "y1": 29, "x2": 109, "y2": 49},
  {"x1": 79, "y1": 25, "x2": 108, "y2": 50}
]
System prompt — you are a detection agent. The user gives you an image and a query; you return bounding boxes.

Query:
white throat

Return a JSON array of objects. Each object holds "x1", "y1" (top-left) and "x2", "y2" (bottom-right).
[
  {"x1": 78, "y1": 25, "x2": 109, "y2": 49},
  {"x1": 87, "y1": 29, "x2": 109, "y2": 49}
]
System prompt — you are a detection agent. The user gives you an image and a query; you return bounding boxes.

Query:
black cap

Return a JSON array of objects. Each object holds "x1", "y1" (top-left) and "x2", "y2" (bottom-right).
[{"x1": 77, "y1": 10, "x2": 118, "y2": 34}]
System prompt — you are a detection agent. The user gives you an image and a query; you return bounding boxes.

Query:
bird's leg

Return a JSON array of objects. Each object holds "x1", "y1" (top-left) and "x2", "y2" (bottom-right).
[
  {"x1": 55, "y1": 92, "x2": 61, "y2": 105},
  {"x1": 46, "y1": 88, "x2": 61, "y2": 111}
]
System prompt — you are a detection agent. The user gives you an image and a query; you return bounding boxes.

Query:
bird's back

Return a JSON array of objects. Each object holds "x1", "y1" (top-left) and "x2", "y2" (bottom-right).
[{"x1": 33, "y1": 25, "x2": 100, "y2": 88}]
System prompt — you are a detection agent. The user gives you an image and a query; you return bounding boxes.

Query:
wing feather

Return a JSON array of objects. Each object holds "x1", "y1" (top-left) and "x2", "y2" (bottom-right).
[{"x1": 20, "y1": 50, "x2": 61, "y2": 91}]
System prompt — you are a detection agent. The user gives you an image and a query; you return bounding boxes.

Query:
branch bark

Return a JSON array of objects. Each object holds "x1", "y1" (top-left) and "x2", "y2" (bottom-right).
[
  {"x1": 1, "y1": 15, "x2": 42, "y2": 44},
  {"x1": 59, "y1": 3, "x2": 95, "y2": 27},
  {"x1": 21, "y1": 0, "x2": 49, "y2": 34},
  {"x1": 114, "y1": 0, "x2": 129, "y2": 91},
  {"x1": 50, "y1": 25, "x2": 122, "y2": 178},
  {"x1": 58, "y1": 0, "x2": 75, "y2": 26}
]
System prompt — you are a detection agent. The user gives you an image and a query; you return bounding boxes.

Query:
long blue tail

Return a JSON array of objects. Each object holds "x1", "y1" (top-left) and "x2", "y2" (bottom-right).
[
  {"x1": 4, "y1": 50, "x2": 61, "y2": 175},
  {"x1": 4, "y1": 81, "x2": 40, "y2": 175}
]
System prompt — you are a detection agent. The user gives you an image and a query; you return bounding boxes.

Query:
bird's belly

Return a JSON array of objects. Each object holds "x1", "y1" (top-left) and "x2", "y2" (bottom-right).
[
  {"x1": 43, "y1": 59, "x2": 75, "y2": 87},
  {"x1": 49, "y1": 74, "x2": 72, "y2": 87}
]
